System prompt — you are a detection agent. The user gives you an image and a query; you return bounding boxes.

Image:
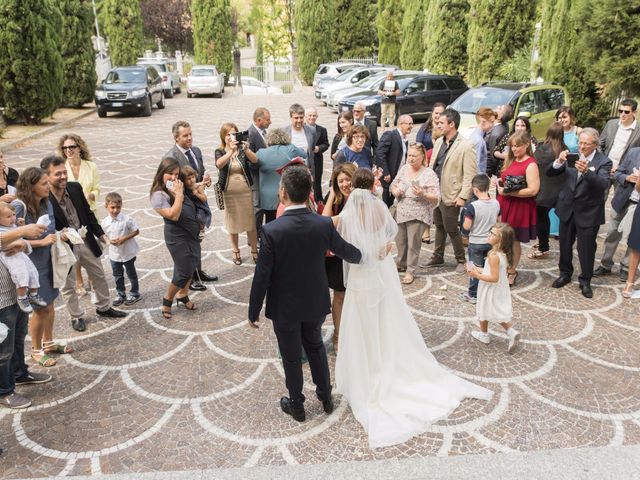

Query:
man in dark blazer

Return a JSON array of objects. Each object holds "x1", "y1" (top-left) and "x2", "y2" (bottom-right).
[
  {"x1": 41, "y1": 155, "x2": 126, "y2": 332},
  {"x1": 353, "y1": 101, "x2": 379, "y2": 158},
  {"x1": 548, "y1": 128, "x2": 613, "y2": 298},
  {"x1": 375, "y1": 114, "x2": 414, "y2": 207},
  {"x1": 305, "y1": 107, "x2": 329, "y2": 201},
  {"x1": 594, "y1": 146, "x2": 640, "y2": 279},
  {"x1": 248, "y1": 165, "x2": 361, "y2": 422},
  {"x1": 247, "y1": 107, "x2": 271, "y2": 234},
  {"x1": 164, "y1": 120, "x2": 217, "y2": 290}
]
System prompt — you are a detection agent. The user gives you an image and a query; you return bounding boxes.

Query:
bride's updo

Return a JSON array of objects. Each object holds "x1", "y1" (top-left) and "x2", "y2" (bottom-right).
[{"x1": 351, "y1": 168, "x2": 374, "y2": 191}]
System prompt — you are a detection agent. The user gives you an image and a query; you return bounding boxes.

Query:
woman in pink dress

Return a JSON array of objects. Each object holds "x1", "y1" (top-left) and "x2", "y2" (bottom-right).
[{"x1": 497, "y1": 131, "x2": 540, "y2": 286}]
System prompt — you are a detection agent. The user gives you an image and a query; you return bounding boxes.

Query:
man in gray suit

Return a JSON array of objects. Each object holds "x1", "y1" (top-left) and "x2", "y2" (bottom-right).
[
  {"x1": 164, "y1": 120, "x2": 217, "y2": 290},
  {"x1": 247, "y1": 108, "x2": 271, "y2": 235},
  {"x1": 599, "y1": 99, "x2": 640, "y2": 175},
  {"x1": 284, "y1": 104, "x2": 316, "y2": 166}
]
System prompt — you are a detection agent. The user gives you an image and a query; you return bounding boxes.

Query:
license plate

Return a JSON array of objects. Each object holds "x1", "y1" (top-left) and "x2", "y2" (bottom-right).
[
  {"x1": 342, "y1": 106, "x2": 349, "y2": 112},
  {"x1": 111, "y1": 102, "x2": 123, "y2": 107}
]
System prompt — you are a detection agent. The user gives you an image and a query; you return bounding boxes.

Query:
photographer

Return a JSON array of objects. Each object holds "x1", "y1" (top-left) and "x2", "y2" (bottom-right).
[{"x1": 215, "y1": 123, "x2": 259, "y2": 265}]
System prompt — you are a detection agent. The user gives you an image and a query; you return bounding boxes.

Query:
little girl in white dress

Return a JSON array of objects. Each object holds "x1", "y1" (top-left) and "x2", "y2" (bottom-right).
[{"x1": 467, "y1": 222, "x2": 522, "y2": 353}]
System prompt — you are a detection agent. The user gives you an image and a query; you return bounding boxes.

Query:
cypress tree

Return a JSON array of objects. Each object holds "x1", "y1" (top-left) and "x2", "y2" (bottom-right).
[
  {"x1": 377, "y1": 0, "x2": 404, "y2": 65},
  {"x1": 466, "y1": 0, "x2": 537, "y2": 85},
  {"x1": 335, "y1": 0, "x2": 379, "y2": 58},
  {"x1": 102, "y1": 0, "x2": 144, "y2": 66},
  {"x1": 60, "y1": 0, "x2": 97, "y2": 107},
  {"x1": 422, "y1": 0, "x2": 469, "y2": 77},
  {"x1": 296, "y1": 0, "x2": 335, "y2": 85},
  {"x1": 0, "y1": 0, "x2": 63, "y2": 124},
  {"x1": 192, "y1": 0, "x2": 233, "y2": 76},
  {"x1": 400, "y1": 0, "x2": 429, "y2": 70}
]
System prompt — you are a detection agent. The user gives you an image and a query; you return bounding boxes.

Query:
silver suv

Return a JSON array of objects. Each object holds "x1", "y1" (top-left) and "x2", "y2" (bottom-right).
[{"x1": 137, "y1": 57, "x2": 181, "y2": 98}]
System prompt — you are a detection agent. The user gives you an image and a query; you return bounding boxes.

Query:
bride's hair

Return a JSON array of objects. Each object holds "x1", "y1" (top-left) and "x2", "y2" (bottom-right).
[
  {"x1": 492, "y1": 222, "x2": 515, "y2": 267},
  {"x1": 352, "y1": 168, "x2": 375, "y2": 191}
]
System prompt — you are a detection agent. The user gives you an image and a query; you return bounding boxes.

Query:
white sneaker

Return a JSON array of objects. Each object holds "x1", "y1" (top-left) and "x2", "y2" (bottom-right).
[
  {"x1": 508, "y1": 329, "x2": 521, "y2": 353},
  {"x1": 471, "y1": 331, "x2": 490, "y2": 344}
]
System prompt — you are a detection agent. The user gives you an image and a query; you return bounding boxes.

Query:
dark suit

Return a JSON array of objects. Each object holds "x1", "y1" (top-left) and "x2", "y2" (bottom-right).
[
  {"x1": 248, "y1": 208, "x2": 361, "y2": 408},
  {"x1": 548, "y1": 151, "x2": 612, "y2": 283},
  {"x1": 164, "y1": 144, "x2": 205, "y2": 182},
  {"x1": 248, "y1": 124, "x2": 268, "y2": 231},
  {"x1": 375, "y1": 128, "x2": 406, "y2": 207},
  {"x1": 310, "y1": 124, "x2": 329, "y2": 200},
  {"x1": 355, "y1": 118, "x2": 378, "y2": 158}
]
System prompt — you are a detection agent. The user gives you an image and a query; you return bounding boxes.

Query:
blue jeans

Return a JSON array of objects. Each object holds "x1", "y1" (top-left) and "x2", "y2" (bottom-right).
[
  {"x1": 468, "y1": 243, "x2": 492, "y2": 298},
  {"x1": 110, "y1": 257, "x2": 139, "y2": 298},
  {"x1": 0, "y1": 304, "x2": 28, "y2": 395}
]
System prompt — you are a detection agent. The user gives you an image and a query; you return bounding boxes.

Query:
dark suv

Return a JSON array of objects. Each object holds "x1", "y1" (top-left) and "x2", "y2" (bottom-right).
[
  {"x1": 338, "y1": 74, "x2": 468, "y2": 125},
  {"x1": 95, "y1": 66, "x2": 165, "y2": 118}
]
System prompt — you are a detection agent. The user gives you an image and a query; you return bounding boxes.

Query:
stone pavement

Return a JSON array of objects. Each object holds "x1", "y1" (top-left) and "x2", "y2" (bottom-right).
[{"x1": 0, "y1": 88, "x2": 639, "y2": 479}]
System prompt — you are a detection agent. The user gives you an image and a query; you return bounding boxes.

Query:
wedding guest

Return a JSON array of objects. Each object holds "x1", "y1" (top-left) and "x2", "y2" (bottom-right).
[
  {"x1": 494, "y1": 116, "x2": 539, "y2": 172},
  {"x1": 555, "y1": 106, "x2": 582, "y2": 153},
  {"x1": 0, "y1": 152, "x2": 18, "y2": 203},
  {"x1": 486, "y1": 105, "x2": 513, "y2": 177},
  {"x1": 334, "y1": 125, "x2": 372, "y2": 169},
  {"x1": 330, "y1": 111, "x2": 354, "y2": 164},
  {"x1": 496, "y1": 131, "x2": 540, "y2": 286},
  {"x1": 322, "y1": 163, "x2": 357, "y2": 353},
  {"x1": 150, "y1": 158, "x2": 199, "y2": 319},
  {"x1": 390, "y1": 143, "x2": 440, "y2": 284},
  {"x1": 415, "y1": 103, "x2": 446, "y2": 152},
  {"x1": 181, "y1": 166, "x2": 211, "y2": 241},
  {"x1": 305, "y1": 107, "x2": 330, "y2": 201},
  {"x1": 215, "y1": 122, "x2": 259, "y2": 265},
  {"x1": 622, "y1": 174, "x2": 640, "y2": 298}
]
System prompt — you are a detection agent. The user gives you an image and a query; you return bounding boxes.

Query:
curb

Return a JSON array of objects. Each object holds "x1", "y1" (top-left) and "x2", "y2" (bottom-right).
[{"x1": 0, "y1": 108, "x2": 96, "y2": 152}]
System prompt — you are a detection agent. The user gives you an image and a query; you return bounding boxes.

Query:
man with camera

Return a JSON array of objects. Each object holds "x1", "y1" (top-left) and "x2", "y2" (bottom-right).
[{"x1": 164, "y1": 120, "x2": 218, "y2": 290}]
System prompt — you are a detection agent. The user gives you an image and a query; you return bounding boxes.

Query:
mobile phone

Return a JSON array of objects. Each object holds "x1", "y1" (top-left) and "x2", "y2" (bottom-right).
[
  {"x1": 566, "y1": 153, "x2": 580, "y2": 168},
  {"x1": 166, "y1": 180, "x2": 174, "y2": 189}
]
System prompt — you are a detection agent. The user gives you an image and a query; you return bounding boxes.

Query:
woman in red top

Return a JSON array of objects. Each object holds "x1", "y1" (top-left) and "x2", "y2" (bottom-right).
[{"x1": 497, "y1": 131, "x2": 540, "y2": 286}]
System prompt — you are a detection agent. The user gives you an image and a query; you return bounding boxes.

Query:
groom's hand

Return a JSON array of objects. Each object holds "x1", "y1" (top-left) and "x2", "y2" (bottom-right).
[{"x1": 248, "y1": 316, "x2": 260, "y2": 329}]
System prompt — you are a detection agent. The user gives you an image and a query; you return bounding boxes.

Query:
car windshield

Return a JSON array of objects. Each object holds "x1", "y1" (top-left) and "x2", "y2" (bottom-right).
[
  {"x1": 358, "y1": 73, "x2": 386, "y2": 88},
  {"x1": 335, "y1": 68, "x2": 358, "y2": 81},
  {"x1": 139, "y1": 63, "x2": 166, "y2": 72},
  {"x1": 191, "y1": 69, "x2": 216, "y2": 77},
  {"x1": 105, "y1": 70, "x2": 146, "y2": 84},
  {"x1": 450, "y1": 87, "x2": 517, "y2": 114}
]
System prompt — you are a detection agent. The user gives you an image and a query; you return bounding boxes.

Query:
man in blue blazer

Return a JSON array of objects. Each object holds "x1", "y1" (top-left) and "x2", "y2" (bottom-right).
[
  {"x1": 548, "y1": 128, "x2": 612, "y2": 298},
  {"x1": 248, "y1": 164, "x2": 361, "y2": 422}
]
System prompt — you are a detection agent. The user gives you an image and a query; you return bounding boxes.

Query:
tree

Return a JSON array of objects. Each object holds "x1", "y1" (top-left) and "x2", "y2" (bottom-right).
[
  {"x1": 192, "y1": 0, "x2": 233, "y2": 75},
  {"x1": 296, "y1": 0, "x2": 335, "y2": 84},
  {"x1": 422, "y1": 0, "x2": 469, "y2": 77},
  {"x1": 59, "y1": 0, "x2": 97, "y2": 107},
  {"x1": 102, "y1": 0, "x2": 144, "y2": 66},
  {"x1": 400, "y1": 0, "x2": 429, "y2": 70},
  {"x1": 334, "y1": 0, "x2": 379, "y2": 58},
  {"x1": 0, "y1": 0, "x2": 63, "y2": 124},
  {"x1": 140, "y1": 0, "x2": 193, "y2": 53},
  {"x1": 377, "y1": 0, "x2": 404, "y2": 65},
  {"x1": 467, "y1": 0, "x2": 537, "y2": 85}
]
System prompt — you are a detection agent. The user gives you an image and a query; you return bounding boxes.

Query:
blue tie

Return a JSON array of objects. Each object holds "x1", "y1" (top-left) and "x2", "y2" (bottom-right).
[{"x1": 185, "y1": 149, "x2": 198, "y2": 171}]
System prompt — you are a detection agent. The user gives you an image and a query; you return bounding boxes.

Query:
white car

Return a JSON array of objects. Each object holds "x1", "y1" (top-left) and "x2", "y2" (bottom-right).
[
  {"x1": 315, "y1": 67, "x2": 390, "y2": 103},
  {"x1": 228, "y1": 76, "x2": 284, "y2": 95},
  {"x1": 187, "y1": 65, "x2": 225, "y2": 98}
]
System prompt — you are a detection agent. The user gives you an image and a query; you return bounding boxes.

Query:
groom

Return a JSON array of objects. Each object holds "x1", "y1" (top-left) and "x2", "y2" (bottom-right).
[{"x1": 248, "y1": 164, "x2": 362, "y2": 422}]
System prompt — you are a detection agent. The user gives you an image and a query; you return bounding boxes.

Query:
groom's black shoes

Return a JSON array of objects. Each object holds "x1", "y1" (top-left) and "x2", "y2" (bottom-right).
[
  {"x1": 318, "y1": 394, "x2": 334, "y2": 414},
  {"x1": 280, "y1": 397, "x2": 305, "y2": 422}
]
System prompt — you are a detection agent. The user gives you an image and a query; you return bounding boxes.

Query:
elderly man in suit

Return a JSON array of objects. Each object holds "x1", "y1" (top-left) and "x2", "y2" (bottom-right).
[
  {"x1": 164, "y1": 120, "x2": 217, "y2": 290},
  {"x1": 375, "y1": 114, "x2": 414, "y2": 207},
  {"x1": 247, "y1": 107, "x2": 272, "y2": 234},
  {"x1": 352, "y1": 101, "x2": 379, "y2": 158},
  {"x1": 284, "y1": 104, "x2": 317, "y2": 164},
  {"x1": 305, "y1": 107, "x2": 329, "y2": 201},
  {"x1": 594, "y1": 147, "x2": 640, "y2": 280},
  {"x1": 549, "y1": 128, "x2": 612, "y2": 298},
  {"x1": 425, "y1": 108, "x2": 477, "y2": 272},
  {"x1": 248, "y1": 164, "x2": 361, "y2": 422}
]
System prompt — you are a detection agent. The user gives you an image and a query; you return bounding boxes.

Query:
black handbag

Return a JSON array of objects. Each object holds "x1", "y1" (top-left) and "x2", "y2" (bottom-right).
[
  {"x1": 214, "y1": 182, "x2": 225, "y2": 210},
  {"x1": 503, "y1": 175, "x2": 527, "y2": 193}
]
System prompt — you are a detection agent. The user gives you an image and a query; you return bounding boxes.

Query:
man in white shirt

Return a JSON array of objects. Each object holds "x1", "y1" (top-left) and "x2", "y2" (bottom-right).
[
  {"x1": 284, "y1": 104, "x2": 317, "y2": 163},
  {"x1": 600, "y1": 99, "x2": 640, "y2": 174}
]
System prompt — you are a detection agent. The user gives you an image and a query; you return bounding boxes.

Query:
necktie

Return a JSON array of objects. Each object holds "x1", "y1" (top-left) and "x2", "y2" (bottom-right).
[{"x1": 185, "y1": 149, "x2": 198, "y2": 171}]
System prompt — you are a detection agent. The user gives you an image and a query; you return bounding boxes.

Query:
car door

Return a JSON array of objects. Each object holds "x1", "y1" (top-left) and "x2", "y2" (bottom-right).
[
  {"x1": 534, "y1": 88, "x2": 566, "y2": 139},
  {"x1": 398, "y1": 78, "x2": 427, "y2": 116},
  {"x1": 515, "y1": 90, "x2": 544, "y2": 138},
  {"x1": 425, "y1": 78, "x2": 452, "y2": 112},
  {"x1": 146, "y1": 68, "x2": 159, "y2": 102}
]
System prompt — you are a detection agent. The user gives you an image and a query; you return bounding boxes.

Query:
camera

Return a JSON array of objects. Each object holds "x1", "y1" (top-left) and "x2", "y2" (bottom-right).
[{"x1": 235, "y1": 130, "x2": 249, "y2": 143}]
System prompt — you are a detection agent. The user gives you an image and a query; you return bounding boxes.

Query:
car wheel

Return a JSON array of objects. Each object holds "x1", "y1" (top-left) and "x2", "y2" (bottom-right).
[
  {"x1": 157, "y1": 92, "x2": 165, "y2": 109},
  {"x1": 97, "y1": 108, "x2": 107, "y2": 118},
  {"x1": 214, "y1": 91, "x2": 222, "y2": 98},
  {"x1": 187, "y1": 93, "x2": 193, "y2": 98},
  {"x1": 175, "y1": 84, "x2": 181, "y2": 94},
  {"x1": 165, "y1": 85, "x2": 174, "y2": 98},
  {"x1": 141, "y1": 96, "x2": 152, "y2": 117}
]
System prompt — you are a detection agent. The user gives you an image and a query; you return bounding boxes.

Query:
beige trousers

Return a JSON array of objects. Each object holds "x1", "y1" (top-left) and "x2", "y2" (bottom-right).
[
  {"x1": 396, "y1": 220, "x2": 426, "y2": 274},
  {"x1": 62, "y1": 243, "x2": 111, "y2": 318},
  {"x1": 380, "y1": 103, "x2": 396, "y2": 128}
]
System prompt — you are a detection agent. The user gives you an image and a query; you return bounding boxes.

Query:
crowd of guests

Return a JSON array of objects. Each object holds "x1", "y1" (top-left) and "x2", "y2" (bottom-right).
[{"x1": 1, "y1": 95, "x2": 639, "y2": 411}]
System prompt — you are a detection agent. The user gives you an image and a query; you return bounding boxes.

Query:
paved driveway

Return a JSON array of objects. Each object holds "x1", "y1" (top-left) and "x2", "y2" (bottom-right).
[{"x1": 0, "y1": 89, "x2": 639, "y2": 478}]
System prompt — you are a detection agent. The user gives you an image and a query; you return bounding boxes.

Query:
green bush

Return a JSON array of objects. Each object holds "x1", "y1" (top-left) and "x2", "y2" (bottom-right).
[
  {"x1": 422, "y1": 0, "x2": 469, "y2": 77},
  {"x1": 191, "y1": 0, "x2": 233, "y2": 76},
  {"x1": 377, "y1": 0, "x2": 404, "y2": 65},
  {"x1": 296, "y1": 0, "x2": 335, "y2": 84},
  {"x1": 102, "y1": 0, "x2": 144, "y2": 66},
  {"x1": 400, "y1": 0, "x2": 430, "y2": 70}
]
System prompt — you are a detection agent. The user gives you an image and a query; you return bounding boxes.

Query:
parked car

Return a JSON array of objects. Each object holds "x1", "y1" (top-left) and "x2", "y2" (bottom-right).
[
  {"x1": 136, "y1": 57, "x2": 181, "y2": 98},
  {"x1": 94, "y1": 65, "x2": 165, "y2": 118},
  {"x1": 450, "y1": 83, "x2": 569, "y2": 140},
  {"x1": 186, "y1": 65, "x2": 226, "y2": 98},
  {"x1": 315, "y1": 66, "x2": 390, "y2": 103},
  {"x1": 227, "y1": 76, "x2": 283, "y2": 95},
  {"x1": 339, "y1": 74, "x2": 468, "y2": 125},
  {"x1": 326, "y1": 71, "x2": 420, "y2": 111},
  {"x1": 312, "y1": 62, "x2": 365, "y2": 88}
]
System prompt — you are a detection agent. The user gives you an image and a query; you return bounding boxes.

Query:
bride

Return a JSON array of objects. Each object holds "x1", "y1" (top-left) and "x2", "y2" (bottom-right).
[{"x1": 334, "y1": 184, "x2": 493, "y2": 449}]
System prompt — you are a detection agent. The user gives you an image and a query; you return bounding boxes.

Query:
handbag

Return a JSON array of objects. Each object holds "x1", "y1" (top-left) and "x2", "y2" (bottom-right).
[
  {"x1": 503, "y1": 175, "x2": 527, "y2": 193},
  {"x1": 214, "y1": 182, "x2": 225, "y2": 210}
]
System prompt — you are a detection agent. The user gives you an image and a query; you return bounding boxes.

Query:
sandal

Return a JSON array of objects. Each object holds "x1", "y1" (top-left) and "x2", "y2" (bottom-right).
[
  {"x1": 30, "y1": 349, "x2": 56, "y2": 367},
  {"x1": 421, "y1": 235, "x2": 431, "y2": 244},
  {"x1": 161, "y1": 297, "x2": 173, "y2": 319},
  {"x1": 622, "y1": 282, "x2": 635, "y2": 299},
  {"x1": 251, "y1": 250, "x2": 259, "y2": 263},
  {"x1": 527, "y1": 248, "x2": 549, "y2": 259},
  {"x1": 176, "y1": 296, "x2": 197, "y2": 310},
  {"x1": 401, "y1": 273, "x2": 415, "y2": 284},
  {"x1": 42, "y1": 341, "x2": 73, "y2": 354},
  {"x1": 507, "y1": 271, "x2": 518, "y2": 287},
  {"x1": 232, "y1": 250, "x2": 242, "y2": 266}
]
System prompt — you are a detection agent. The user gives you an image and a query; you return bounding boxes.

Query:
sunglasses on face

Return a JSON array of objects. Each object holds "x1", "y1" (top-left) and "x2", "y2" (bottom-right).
[
  {"x1": 62, "y1": 145, "x2": 78, "y2": 150},
  {"x1": 619, "y1": 109, "x2": 633, "y2": 114}
]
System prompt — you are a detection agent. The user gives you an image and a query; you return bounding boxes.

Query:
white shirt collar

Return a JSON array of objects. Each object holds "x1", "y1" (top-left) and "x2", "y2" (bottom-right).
[
  {"x1": 396, "y1": 127, "x2": 407, "y2": 141},
  {"x1": 619, "y1": 119, "x2": 637, "y2": 130},
  {"x1": 284, "y1": 204, "x2": 307, "y2": 212},
  {"x1": 176, "y1": 144, "x2": 190, "y2": 155}
]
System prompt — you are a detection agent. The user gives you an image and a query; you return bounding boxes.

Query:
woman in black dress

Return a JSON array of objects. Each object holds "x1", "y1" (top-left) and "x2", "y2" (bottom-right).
[
  {"x1": 623, "y1": 174, "x2": 640, "y2": 298},
  {"x1": 150, "y1": 158, "x2": 201, "y2": 318}
]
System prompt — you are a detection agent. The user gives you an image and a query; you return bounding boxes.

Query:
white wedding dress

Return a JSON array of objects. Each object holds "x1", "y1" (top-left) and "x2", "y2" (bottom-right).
[{"x1": 335, "y1": 189, "x2": 493, "y2": 449}]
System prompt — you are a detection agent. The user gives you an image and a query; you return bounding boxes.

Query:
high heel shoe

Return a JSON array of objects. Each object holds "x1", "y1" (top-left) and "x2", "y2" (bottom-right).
[
  {"x1": 232, "y1": 250, "x2": 242, "y2": 265},
  {"x1": 622, "y1": 282, "x2": 635, "y2": 299},
  {"x1": 161, "y1": 297, "x2": 173, "y2": 319},
  {"x1": 251, "y1": 250, "x2": 258, "y2": 263},
  {"x1": 176, "y1": 295, "x2": 197, "y2": 310}
]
